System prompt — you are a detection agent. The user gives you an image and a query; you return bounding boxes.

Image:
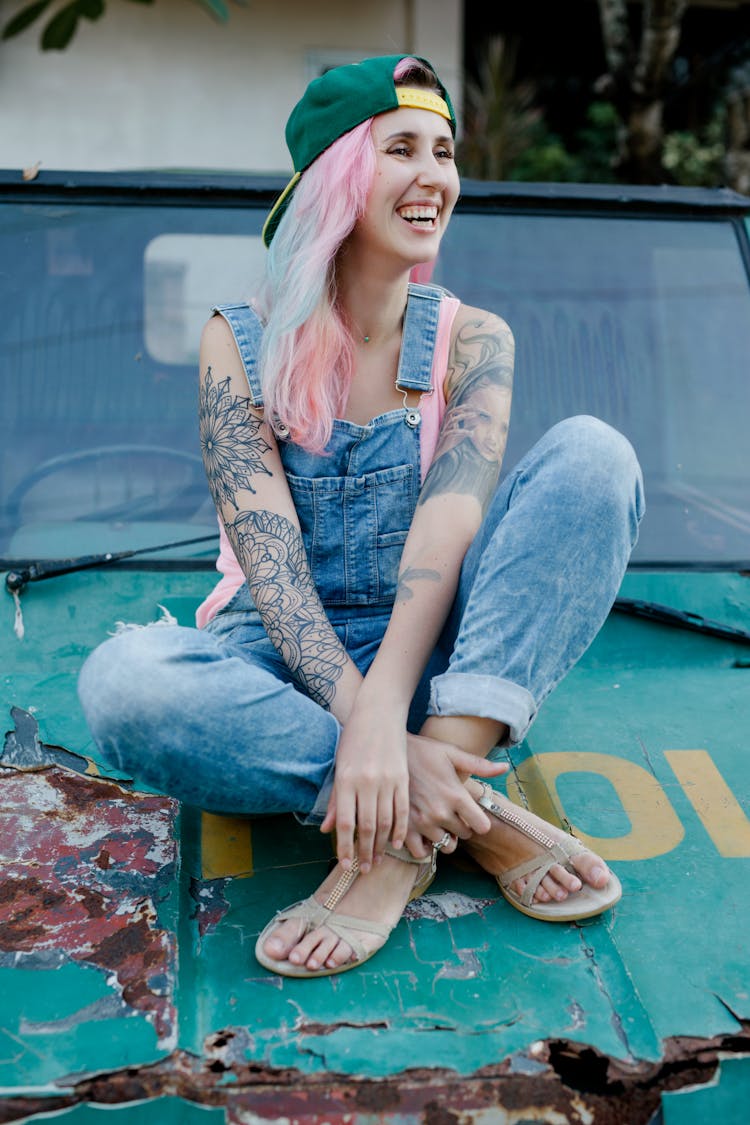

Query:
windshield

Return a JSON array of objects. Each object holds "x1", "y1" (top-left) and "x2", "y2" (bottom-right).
[
  {"x1": 1, "y1": 196, "x2": 749, "y2": 567},
  {"x1": 435, "y1": 211, "x2": 750, "y2": 567}
]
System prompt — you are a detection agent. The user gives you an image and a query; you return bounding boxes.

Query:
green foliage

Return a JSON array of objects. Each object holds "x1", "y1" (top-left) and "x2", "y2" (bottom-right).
[
  {"x1": 663, "y1": 111, "x2": 726, "y2": 187},
  {"x1": 1, "y1": 0, "x2": 246, "y2": 50},
  {"x1": 458, "y1": 35, "x2": 542, "y2": 181},
  {"x1": 459, "y1": 32, "x2": 622, "y2": 185},
  {"x1": 507, "y1": 101, "x2": 620, "y2": 184}
]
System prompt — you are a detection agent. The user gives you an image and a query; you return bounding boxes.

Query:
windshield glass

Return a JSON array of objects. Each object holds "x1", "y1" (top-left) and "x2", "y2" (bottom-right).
[
  {"x1": 435, "y1": 211, "x2": 750, "y2": 566},
  {"x1": 0, "y1": 202, "x2": 266, "y2": 565},
  {"x1": 1, "y1": 197, "x2": 748, "y2": 567}
]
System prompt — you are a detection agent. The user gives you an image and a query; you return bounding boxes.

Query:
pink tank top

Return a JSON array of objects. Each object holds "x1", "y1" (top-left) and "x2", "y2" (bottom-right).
[{"x1": 195, "y1": 296, "x2": 461, "y2": 627}]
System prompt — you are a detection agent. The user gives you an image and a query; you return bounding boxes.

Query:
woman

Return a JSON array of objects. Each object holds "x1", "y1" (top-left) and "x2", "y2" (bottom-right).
[{"x1": 78, "y1": 54, "x2": 644, "y2": 978}]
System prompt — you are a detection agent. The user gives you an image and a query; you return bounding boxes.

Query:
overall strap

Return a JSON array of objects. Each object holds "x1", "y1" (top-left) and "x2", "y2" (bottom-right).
[
  {"x1": 395, "y1": 282, "x2": 448, "y2": 394},
  {"x1": 212, "y1": 303, "x2": 265, "y2": 406}
]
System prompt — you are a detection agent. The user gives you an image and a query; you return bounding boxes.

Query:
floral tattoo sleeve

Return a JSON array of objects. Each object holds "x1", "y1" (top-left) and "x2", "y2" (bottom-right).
[{"x1": 199, "y1": 364, "x2": 346, "y2": 709}]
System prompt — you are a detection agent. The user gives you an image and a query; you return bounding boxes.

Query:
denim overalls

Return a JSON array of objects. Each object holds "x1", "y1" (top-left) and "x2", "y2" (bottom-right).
[
  {"x1": 215, "y1": 282, "x2": 444, "y2": 610},
  {"x1": 78, "y1": 287, "x2": 645, "y2": 822}
]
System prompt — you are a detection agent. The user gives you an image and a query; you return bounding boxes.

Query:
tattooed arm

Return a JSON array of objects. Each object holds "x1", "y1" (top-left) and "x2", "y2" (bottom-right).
[
  {"x1": 198, "y1": 315, "x2": 363, "y2": 719},
  {"x1": 322, "y1": 307, "x2": 514, "y2": 866},
  {"x1": 420, "y1": 309, "x2": 514, "y2": 514},
  {"x1": 357, "y1": 305, "x2": 514, "y2": 699}
]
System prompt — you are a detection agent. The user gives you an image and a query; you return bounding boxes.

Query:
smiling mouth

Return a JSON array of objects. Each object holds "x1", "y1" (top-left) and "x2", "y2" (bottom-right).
[{"x1": 397, "y1": 205, "x2": 439, "y2": 229}]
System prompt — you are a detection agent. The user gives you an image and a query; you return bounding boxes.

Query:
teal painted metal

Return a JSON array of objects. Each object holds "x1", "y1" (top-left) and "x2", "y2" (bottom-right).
[
  {"x1": 2, "y1": 566, "x2": 748, "y2": 1114},
  {"x1": 6, "y1": 1100, "x2": 227, "y2": 1123},
  {"x1": 662, "y1": 1057, "x2": 750, "y2": 1122}
]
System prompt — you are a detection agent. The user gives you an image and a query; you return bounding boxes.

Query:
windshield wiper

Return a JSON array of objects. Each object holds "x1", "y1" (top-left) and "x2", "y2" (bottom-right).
[
  {"x1": 4, "y1": 534, "x2": 220, "y2": 595},
  {"x1": 612, "y1": 597, "x2": 750, "y2": 646},
  {"x1": 5, "y1": 549, "x2": 750, "y2": 647}
]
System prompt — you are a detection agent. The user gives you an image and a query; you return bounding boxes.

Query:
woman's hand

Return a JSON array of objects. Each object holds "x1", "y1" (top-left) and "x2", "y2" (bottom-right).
[
  {"x1": 321, "y1": 702, "x2": 410, "y2": 873},
  {"x1": 404, "y1": 733, "x2": 509, "y2": 858}
]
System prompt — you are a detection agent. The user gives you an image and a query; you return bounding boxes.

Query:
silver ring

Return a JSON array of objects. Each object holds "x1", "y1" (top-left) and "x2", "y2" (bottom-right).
[{"x1": 433, "y1": 832, "x2": 452, "y2": 852}]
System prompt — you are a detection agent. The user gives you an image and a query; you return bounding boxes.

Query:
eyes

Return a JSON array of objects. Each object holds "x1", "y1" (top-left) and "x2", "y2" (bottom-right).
[{"x1": 386, "y1": 140, "x2": 455, "y2": 162}]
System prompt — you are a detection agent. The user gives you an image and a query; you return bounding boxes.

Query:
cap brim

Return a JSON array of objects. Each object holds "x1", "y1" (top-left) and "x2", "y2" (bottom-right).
[{"x1": 262, "y1": 171, "x2": 300, "y2": 247}]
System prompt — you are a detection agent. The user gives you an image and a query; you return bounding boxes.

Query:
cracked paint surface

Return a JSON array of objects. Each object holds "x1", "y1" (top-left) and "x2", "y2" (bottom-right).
[
  {"x1": 1, "y1": 569, "x2": 749, "y2": 1121},
  {"x1": 1, "y1": 711, "x2": 178, "y2": 1046},
  {"x1": 0, "y1": 1034, "x2": 749, "y2": 1123}
]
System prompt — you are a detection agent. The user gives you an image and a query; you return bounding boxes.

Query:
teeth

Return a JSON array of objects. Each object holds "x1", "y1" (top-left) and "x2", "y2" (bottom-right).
[{"x1": 399, "y1": 206, "x2": 438, "y2": 223}]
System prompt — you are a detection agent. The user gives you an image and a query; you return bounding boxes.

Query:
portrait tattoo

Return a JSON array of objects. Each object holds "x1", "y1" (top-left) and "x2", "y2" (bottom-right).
[
  {"x1": 396, "y1": 565, "x2": 441, "y2": 603},
  {"x1": 419, "y1": 318, "x2": 514, "y2": 514},
  {"x1": 199, "y1": 367, "x2": 272, "y2": 510},
  {"x1": 228, "y1": 509, "x2": 346, "y2": 709}
]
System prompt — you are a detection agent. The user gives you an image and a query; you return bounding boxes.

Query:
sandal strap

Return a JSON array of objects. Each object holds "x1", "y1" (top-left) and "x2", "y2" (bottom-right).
[
  {"x1": 497, "y1": 848, "x2": 571, "y2": 906},
  {"x1": 473, "y1": 780, "x2": 590, "y2": 906},
  {"x1": 384, "y1": 841, "x2": 437, "y2": 895},
  {"x1": 498, "y1": 845, "x2": 571, "y2": 889},
  {"x1": 325, "y1": 910, "x2": 392, "y2": 960},
  {"x1": 323, "y1": 857, "x2": 361, "y2": 910},
  {"x1": 474, "y1": 781, "x2": 558, "y2": 849},
  {"x1": 315, "y1": 844, "x2": 434, "y2": 948},
  {"x1": 271, "y1": 896, "x2": 330, "y2": 930}
]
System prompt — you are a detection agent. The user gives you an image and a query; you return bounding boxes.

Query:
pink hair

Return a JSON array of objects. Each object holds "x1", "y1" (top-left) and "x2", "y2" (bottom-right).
[
  {"x1": 255, "y1": 122, "x2": 375, "y2": 452},
  {"x1": 256, "y1": 57, "x2": 441, "y2": 453}
]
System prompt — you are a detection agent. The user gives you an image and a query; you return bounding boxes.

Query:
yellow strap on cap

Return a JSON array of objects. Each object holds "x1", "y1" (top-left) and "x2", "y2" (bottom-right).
[
  {"x1": 261, "y1": 171, "x2": 301, "y2": 245},
  {"x1": 395, "y1": 86, "x2": 453, "y2": 123}
]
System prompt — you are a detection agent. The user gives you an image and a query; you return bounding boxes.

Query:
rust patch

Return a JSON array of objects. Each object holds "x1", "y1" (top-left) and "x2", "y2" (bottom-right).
[
  {"x1": 189, "y1": 876, "x2": 231, "y2": 937},
  {"x1": 0, "y1": 721, "x2": 178, "y2": 1046},
  {"x1": 1, "y1": 1026, "x2": 748, "y2": 1124}
]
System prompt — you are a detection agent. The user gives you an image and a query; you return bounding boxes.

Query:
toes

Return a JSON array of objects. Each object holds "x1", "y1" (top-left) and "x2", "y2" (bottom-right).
[
  {"x1": 532, "y1": 858, "x2": 610, "y2": 904},
  {"x1": 305, "y1": 933, "x2": 340, "y2": 972},
  {"x1": 518, "y1": 865, "x2": 584, "y2": 905},
  {"x1": 325, "y1": 940, "x2": 357, "y2": 970},
  {"x1": 268, "y1": 923, "x2": 355, "y2": 973},
  {"x1": 263, "y1": 919, "x2": 303, "y2": 961},
  {"x1": 287, "y1": 928, "x2": 329, "y2": 968},
  {"x1": 534, "y1": 880, "x2": 552, "y2": 902},
  {"x1": 574, "y1": 854, "x2": 610, "y2": 889},
  {"x1": 539, "y1": 872, "x2": 569, "y2": 902},
  {"x1": 516, "y1": 876, "x2": 552, "y2": 902}
]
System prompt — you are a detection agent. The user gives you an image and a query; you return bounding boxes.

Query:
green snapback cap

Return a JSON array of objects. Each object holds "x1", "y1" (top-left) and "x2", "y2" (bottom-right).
[{"x1": 262, "y1": 53, "x2": 456, "y2": 247}]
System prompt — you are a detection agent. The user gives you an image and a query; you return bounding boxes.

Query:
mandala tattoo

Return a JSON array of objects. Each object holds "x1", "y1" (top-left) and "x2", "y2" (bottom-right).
[
  {"x1": 419, "y1": 317, "x2": 514, "y2": 514},
  {"x1": 396, "y1": 566, "x2": 441, "y2": 603},
  {"x1": 228, "y1": 509, "x2": 346, "y2": 709},
  {"x1": 199, "y1": 367, "x2": 272, "y2": 510}
]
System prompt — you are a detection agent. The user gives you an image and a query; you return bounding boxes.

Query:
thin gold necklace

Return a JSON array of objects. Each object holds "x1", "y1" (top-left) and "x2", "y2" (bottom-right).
[{"x1": 349, "y1": 307, "x2": 406, "y2": 346}]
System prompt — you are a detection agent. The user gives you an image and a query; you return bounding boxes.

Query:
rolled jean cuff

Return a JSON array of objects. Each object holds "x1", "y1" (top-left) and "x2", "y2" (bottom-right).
[
  {"x1": 427, "y1": 673, "x2": 537, "y2": 747},
  {"x1": 297, "y1": 760, "x2": 336, "y2": 827}
]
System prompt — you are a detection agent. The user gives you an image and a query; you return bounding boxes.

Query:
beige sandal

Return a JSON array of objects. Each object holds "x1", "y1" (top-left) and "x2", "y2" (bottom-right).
[
  {"x1": 254, "y1": 843, "x2": 437, "y2": 977},
  {"x1": 472, "y1": 780, "x2": 622, "y2": 922}
]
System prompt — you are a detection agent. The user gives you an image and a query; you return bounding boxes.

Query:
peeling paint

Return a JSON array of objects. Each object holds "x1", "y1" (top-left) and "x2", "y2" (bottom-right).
[
  {"x1": 403, "y1": 892, "x2": 496, "y2": 922},
  {"x1": 1, "y1": 1031, "x2": 749, "y2": 1124},
  {"x1": 1, "y1": 707, "x2": 102, "y2": 776},
  {"x1": 189, "y1": 877, "x2": 231, "y2": 937},
  {"x1": 0, "y1": 718, "x2": 179, "y2": 1047},
  {"x1": 435, "y1": 948, "x2": 484, "y2": 980},
  {"x1": 19, "y1": 995, "x2": 130, "y2": 1034}
]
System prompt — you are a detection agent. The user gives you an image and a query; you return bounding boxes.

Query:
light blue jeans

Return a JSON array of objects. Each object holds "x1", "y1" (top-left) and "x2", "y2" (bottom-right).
[{"x1": 78, "y1": 416, "x2": 644, "y2": 824}]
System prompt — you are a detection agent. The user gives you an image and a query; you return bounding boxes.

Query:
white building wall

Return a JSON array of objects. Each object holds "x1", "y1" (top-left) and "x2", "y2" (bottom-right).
[{"x1": 0, "y1": 0, "x2": 463, "y2": 173}]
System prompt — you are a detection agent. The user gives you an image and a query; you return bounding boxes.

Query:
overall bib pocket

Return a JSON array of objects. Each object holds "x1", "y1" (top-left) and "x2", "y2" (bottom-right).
[{"x1": 286, "y1": 463, "x2": 418, "y2": 606}]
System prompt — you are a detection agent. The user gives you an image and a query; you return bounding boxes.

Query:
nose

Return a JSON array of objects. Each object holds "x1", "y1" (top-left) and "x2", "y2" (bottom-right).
[{"x1": 415, "y1": 153, "x2": 448, "y2": 189}]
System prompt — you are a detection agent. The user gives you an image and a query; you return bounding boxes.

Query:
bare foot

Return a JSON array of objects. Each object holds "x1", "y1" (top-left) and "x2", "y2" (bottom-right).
[
  {"x1": 462, "y1": 779, "x2": 612, "y2": 905},
  {"x1": 260, "y1": 851, "x2": 432, "y2": 974}
]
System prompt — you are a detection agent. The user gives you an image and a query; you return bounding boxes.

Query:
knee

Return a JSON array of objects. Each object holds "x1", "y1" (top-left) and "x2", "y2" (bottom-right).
[
  {"x1": 78, "y1": 626, "x2": 182, "y2": 744},
  {"x1": 550, "y1": 416, "x2": 643, "y2": 508}
]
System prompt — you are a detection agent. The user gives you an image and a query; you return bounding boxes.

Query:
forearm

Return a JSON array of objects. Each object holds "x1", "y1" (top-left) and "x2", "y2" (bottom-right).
[
  {"x1": 198, "y1": 337, "x2": 362, "y2": 722},
  {"x1": 224, "y1": 507, "x2": 362, "y2": 721},
  {"x1": 357, "y1": 533, "x2": 466, "y2": 716}
]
